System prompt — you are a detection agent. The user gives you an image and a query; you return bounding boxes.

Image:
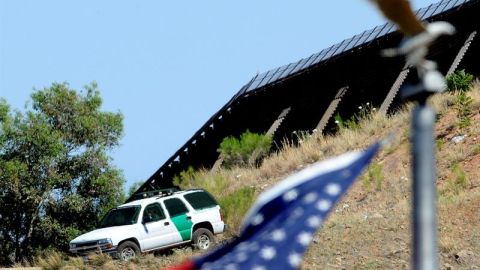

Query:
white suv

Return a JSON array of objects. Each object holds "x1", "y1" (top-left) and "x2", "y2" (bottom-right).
[{"x1": 69, "y1": 189, "x2": 225, "y2": 260}]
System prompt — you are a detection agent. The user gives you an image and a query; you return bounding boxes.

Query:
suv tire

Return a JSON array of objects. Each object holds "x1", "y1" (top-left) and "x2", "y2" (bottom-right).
[
  {"x1": 117, "y1": 241, "x2": 140, "y2": 261},
  {"x1": 192, "y1": 228, "x2": 215, "y2": 250}
]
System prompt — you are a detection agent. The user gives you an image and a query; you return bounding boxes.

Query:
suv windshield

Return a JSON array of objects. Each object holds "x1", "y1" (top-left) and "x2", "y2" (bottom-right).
[{"x1": 99, "y1": 206, "x2": 141, "y2": 228}]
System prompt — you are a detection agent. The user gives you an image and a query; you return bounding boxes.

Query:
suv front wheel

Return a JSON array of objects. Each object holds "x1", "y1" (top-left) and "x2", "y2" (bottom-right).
[
  {"x1": 192, "y1": 228, "x2": 215, "y2": 250},
  {"x1": 117, "y1": 241, "x2": 140, "y2": 261}
]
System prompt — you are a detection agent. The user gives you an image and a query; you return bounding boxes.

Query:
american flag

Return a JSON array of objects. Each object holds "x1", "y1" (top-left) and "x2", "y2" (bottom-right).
[{"x1": 168, "y1": 143, "x2": 380, "y2": 270}]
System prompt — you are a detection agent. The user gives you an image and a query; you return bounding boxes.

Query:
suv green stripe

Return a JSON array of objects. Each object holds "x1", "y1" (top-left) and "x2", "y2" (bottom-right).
[{"x1": 171, "y1": 214, "x2": 193, "y2": 241}]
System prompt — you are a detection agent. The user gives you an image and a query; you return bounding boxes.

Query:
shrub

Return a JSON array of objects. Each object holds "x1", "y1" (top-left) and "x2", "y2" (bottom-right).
[
  {"x1": 88, "y1": 252, "x2": 113, "y2": 268},
  {"x1": 174, "y1": 168, "x2": 256, "y2": 234},
  {"x1": 451, "y1": 163, "x2": 469, "y2": 192},
  {"x1": 334, "y1": 102, "x2": 375, "y2": 131},
  {"x1": 63, "y1": 257, "x2": 89, "y2": 270},
  {"x1": 436, "y1": 138, "x2": 445, "y2": 150},
  {"x1": 473, "y1": 144, "x2": 480, "y2": 156},
  {"x1": 36, "y1": 251, "x2": 65, "y2": 270},
  {"x1": 218, "y1": 130, "x2": 273, "y2": 168},
  {"x1": 173, "y1": 167, "x2": 229, "y2": 199},
  {"x1": 219, "y1": 187, "x2": 256, "y2": 234},
  {"x1": 445, "y1": 70, "x2": 475, "y2": 128},
  {"x1": 446, "y1": 70, "x2": 473, "y2": 92},
  {"x1": 441, "y1": 163, "x2": 469, "y2": 197},
  {"x1": 362, "y1": 162, "x2": 384, "y2": 191},
  {"x1": 454, "y1": 91, "x2": 474, "y2": 128}
]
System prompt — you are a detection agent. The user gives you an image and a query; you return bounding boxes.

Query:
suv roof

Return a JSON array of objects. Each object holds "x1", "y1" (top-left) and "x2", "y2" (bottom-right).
[{"x1": 120, "y1": 189, "x2": 208, "y2": 208}]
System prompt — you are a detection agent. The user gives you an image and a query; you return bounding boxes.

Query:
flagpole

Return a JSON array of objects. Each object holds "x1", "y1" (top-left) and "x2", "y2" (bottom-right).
[
  {"x1": 401, "y1": 63, "x2": 442, "y2": 270},
  {"x1": 411, "y1": 98, "x2": 437, "y2": 270},
  {"x1": 399, "y1": 50, "x2": 449, "y2": 270},
  {"x1": 381, "y1": 19, "x2": 454, "y2": 270}
]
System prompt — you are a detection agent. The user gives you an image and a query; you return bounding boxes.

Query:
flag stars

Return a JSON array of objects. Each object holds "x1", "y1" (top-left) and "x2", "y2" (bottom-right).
[
  {"x1": 283, "y1": 189, "x2": 298, "y2": 202},
  {"x1": 202, "y1": 263, "x2": 212, "y2": 270},
  {"x1": 288, "y1": 253, "x2": 302, "y2": 267},
  {"x1": 235, "y1": 252, "x2": 248, "y2": 263},
  {"x1": 316, "y1": 199, "x2": 332, "y2": 212},
  {"x1": 260, "y1": 246, "x2": 276, "y2": 260},
  {"x1": 303, "y1": 192, "x2": 318, "y2": 203},
  {"x1": 236, "y1": 242, "x2": 249, "y2": 251},
  {"x1": 271, "y1": 229, "x2": 286, "y2": 242},
  {"x1": 225, "y1": 264, "x2": 238, "y2": 270},
  {"x1": 307, "y1": 215, "x2": 323, "y2": 228},
  {"x1": 325, "y1": 183, "x2": 341, "y2": 196},
  {"x1": 293, "y1": 207, "x2": 304, "y2": 217},
  {"x1": 297, "y1": 231, "x2": 313, "y2": 246},
  {"x1": 249, "y1": 242, "x2": 260, "y2": 251},
  {"x1": 251, "y1": 214, "x2": 264, "y2": 226}
]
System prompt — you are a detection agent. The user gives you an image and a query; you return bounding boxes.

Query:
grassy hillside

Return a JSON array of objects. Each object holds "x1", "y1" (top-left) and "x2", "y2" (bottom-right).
[{"x1": 27, "y1": 81, "x2": 480, "y2": 269}]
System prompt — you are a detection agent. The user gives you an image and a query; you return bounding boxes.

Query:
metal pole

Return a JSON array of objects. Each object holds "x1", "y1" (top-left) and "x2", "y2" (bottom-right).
[
  {"x1": 381, "y1": 19, "x2": 454, "y2": 270},
  {"x1": 411, "y1": 100, "x2": 438, "y2": 270}
]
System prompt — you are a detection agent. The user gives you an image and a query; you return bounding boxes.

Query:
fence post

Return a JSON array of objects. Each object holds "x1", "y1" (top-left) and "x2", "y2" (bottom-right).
[{"x1": 315, "y1": 86, "x2": 349, "y2": 133}]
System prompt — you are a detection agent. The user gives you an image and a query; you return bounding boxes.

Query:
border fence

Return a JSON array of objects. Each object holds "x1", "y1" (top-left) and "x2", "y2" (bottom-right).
[{"x1": 128, "y1": 0, "x2": 480, "y2": 202}]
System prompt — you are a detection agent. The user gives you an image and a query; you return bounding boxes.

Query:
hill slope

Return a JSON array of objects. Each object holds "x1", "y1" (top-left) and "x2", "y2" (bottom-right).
[
  {"x1": 301, "y1": 84, "x2": 480, "y2": 269},
  {"x1": 179, "y1": 82, "x2": 480, "y2": 270},
  {"x1": 135, "y1": 81, "x2": 480, "y2": 270},
  {"x1": 30, "y1": 82, "x2": 480, "y2": 269}
]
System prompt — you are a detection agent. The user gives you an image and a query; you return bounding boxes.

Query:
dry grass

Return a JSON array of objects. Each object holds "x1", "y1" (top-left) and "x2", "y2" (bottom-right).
[{"x1": 36, "y1": 252, "x2": 65, "y2": 270}]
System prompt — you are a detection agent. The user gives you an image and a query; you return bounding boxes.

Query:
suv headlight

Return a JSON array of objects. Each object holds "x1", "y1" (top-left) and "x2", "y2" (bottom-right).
[
  {"x1": 97, "y1": 238, "x2": 114, "y2": 249},
  {"x1": 97, "y1": 238, "x2": 112, "y2": 245},
  {"x1": 69, "y1": 243, "x2": 76, "y2": 249}
]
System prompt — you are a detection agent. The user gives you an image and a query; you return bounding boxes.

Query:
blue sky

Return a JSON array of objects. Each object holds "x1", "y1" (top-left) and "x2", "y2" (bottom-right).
[{"x1": 0, "y1": 0, "x2": 438, "y2": 191}]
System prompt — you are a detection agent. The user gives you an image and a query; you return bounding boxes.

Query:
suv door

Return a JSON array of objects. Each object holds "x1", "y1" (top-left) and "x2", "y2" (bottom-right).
[
  {"x1": 140, "y1": 202, "x2": 177, "y2": 250},
  {"x1": 163, "y1": 198, "x2": 193, "y2": 242}
]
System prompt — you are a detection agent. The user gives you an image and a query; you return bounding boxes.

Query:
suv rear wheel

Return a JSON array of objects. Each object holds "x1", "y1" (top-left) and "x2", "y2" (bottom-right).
[
  {"x1": 117, "y1": 241, "x2": 140, "y2": 261},
  {"x1": 192, "y1": 228, "x2": 215, "y2": 250}
]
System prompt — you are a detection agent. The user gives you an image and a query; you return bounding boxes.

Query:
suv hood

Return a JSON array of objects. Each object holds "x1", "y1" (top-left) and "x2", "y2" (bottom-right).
[{"x1": 71, "y1": 225, "x2": 137, "y2": 244}]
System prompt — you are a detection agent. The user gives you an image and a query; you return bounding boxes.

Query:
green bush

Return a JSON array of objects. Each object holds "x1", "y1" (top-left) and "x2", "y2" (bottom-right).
[
  {"x1": 445, "y1": 70, "x2": 475, "y2": 128},
  {"x1": 173, "y1": 167, "x2": 229, "y2": 199},
  {"x1": 334, "y1": 102, "x2": 374, "y2": 131},
  {"x1": 219, "y1": 187, "x2": 256, "y2": 233},
  {"x1": 454, "y1": 91, "x2": 474, "y2": 128},
  {"x1": 173, "y1": 168, "x2": 256, "y2": 233},
  {"x1": 441, "y1": 163, "x2": 469, "y2": 197},
  {"x1": 218, "y1": 130, "x2": 273, "y2": 168},
  {"x1": 362, "y1": 162, "x2": 384, "y2": 191},
  {"x1": 453, "y1": 163, "x2": 469, "y2": 191},
  {"x1": 473, "y1": 144, "x2": 480, "y2": 156},
  {"x1": 446, "y1": 70, "x2": 473, "y2": 92}
]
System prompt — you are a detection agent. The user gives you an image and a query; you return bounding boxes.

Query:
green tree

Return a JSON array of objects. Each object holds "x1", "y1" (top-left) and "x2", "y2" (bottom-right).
[
  {"x1": 0, "y1": 82, "x2": 125, "y2": 265},
  {"x1": 127, "y1": 181, "x2": 144, "y2": 197}
]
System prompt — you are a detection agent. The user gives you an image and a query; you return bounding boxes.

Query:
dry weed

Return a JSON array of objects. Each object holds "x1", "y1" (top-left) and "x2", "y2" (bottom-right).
[
  {"x1": 62, "y1": 257, "x2": 90, "y2": 270},
  {"x1": 87, "y1": 252, "x2": 113, "y2": 267},
  {"x1": 36, "y1": 251, "x2": 65, "y2": 270}
]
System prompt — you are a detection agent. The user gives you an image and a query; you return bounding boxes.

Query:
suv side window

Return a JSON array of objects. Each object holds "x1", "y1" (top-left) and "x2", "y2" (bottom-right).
[
  {"x1": 164, "y1": 198, "x2": 189, "y2": 217},
  {"x1": 183, "y1": 191, "x2": 217, "y2": 210},
  {"x1": 143, "y1": 203, "x2": 166, "y2": 223}
]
